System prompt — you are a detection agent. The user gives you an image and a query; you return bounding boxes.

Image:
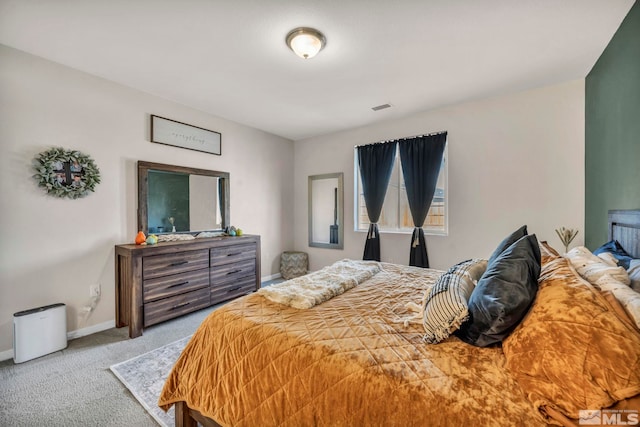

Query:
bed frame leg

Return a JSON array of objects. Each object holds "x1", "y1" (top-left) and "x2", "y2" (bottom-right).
[{"x1": 175, "y1": 401, "x2": 197, "y2": 427}]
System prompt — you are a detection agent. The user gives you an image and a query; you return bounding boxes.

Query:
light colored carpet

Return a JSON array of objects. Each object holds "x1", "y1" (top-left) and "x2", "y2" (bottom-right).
[
  {"x1": 0, "y1": 279, "x2": 282, "y2": 426},
  {"x1": 0, "y1": 305, "x2": 217, "y2": 427},
  {"x1": 110, "y1": 336, "x2": 190, "y2": 427}
]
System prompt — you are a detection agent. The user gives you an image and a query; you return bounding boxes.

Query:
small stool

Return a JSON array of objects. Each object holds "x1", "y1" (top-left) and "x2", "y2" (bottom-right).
[{"x1": 280, "y1": 251, "x2": 308, "y2": 280}]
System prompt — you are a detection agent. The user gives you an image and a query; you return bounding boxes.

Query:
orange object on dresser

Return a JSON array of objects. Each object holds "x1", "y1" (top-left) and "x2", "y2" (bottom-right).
[{"x1": 134, "y1": 231, "x2": 146, "y2": 245}]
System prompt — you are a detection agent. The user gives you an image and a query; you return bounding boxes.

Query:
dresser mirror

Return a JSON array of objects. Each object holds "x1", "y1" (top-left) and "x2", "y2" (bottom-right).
[
  {"x1": 138, "y1": 161, "x2": 230, "y2": 235},
  {"x1": 308, "y1": 172, "x2": 344, "y2": 249}
]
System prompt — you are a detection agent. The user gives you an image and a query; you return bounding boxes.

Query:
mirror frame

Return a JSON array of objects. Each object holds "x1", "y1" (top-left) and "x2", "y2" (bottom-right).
[
  {"x1": 308, "y1": 172, "x2": 344, "y2": 249},
  {"x1": 137, "y1": 160, "x2": 230, "y2": 235}
]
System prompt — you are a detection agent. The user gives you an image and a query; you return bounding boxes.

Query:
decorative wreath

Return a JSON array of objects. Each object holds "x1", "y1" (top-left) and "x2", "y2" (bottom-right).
[{"x1": 33, "y1": 147, "x2": 101, "y2": 199}]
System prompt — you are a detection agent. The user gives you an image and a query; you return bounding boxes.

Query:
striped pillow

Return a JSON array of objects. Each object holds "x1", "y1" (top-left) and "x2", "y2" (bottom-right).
[{"x1": 423, "y1": 259, "x2": 488, "y2": 344}]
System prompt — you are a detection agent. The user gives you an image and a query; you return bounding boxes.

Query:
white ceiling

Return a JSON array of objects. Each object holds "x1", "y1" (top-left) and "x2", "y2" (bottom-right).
[{"x1": 0, "y1": 0, "x2": 634, "y2": 141}]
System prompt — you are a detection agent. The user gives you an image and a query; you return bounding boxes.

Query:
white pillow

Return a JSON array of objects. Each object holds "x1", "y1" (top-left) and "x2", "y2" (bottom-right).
[
  {"x1": 628, "y1": 259, "x2": 640, "y2": 293},
  {"x1": 422, "y1": 259, "x2": 487, "y2": 344},
  {"x1": 565, "y1": 246, "x2": 630, "y2": 285},
  {"x1": 594, "y1": 274, "x2": 640, "y2": 330},
  {"x1": 597, "y1": 252, "x2": 619, "y2": 267}
]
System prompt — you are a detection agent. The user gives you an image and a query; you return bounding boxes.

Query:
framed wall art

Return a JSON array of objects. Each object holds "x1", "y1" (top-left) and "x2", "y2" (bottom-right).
[{"x1": 150, "y1": 115, "x2": 221, "y2": 156}]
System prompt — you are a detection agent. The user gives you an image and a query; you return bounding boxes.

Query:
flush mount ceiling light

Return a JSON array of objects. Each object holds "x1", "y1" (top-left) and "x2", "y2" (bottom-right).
[{"x1": 286, "y1": 27, "x2": 326, "y2": 59}]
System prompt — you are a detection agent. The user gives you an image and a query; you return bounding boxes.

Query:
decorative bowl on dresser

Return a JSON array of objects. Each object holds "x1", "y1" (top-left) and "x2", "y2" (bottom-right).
[{"x1": 115, "y1": 235, "x2": 260, "y2": 338}]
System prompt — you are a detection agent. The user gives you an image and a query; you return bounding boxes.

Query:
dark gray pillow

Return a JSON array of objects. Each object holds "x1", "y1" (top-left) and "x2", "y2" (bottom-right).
[
  {"x1": 487, "y1": 225, "x2": 528, "y2": 267},
  {"x1": 456, "y1": 234, "x2": 541, "y2": 347}
]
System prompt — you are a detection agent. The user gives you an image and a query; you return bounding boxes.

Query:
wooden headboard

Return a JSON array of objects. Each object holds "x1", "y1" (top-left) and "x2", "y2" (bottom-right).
[{"x1": 608, "y1": 209, "x2": 640, "y2": 258}]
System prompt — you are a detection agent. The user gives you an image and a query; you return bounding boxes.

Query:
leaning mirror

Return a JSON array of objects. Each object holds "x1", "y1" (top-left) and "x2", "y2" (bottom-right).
[
  {"x1": 138, "y1": 161, "x2": 230, "y2": 235},
  {"x1": 309, "y1": 172, "x2": 344, "y2": 249}
]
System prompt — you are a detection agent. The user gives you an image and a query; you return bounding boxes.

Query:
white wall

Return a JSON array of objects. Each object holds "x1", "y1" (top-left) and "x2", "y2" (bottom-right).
[
  {"x1": 0, "y1": 45, "x2": 294, "y2": 355},
  {"x1": 294, "y1": 80, "x2": 585, "y2": 271},
  {"x1": 0, "y1": 43, "x2": 585, "y2": 356}
]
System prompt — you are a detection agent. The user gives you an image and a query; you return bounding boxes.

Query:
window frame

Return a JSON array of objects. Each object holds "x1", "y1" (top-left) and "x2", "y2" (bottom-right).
[{"x1": 353, "y1": 143, "x2": 448, "y2": 236}]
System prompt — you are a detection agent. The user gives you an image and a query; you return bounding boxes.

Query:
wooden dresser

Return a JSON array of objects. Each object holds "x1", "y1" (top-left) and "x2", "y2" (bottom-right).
[{"x1": 115, "y1": 235, "x2": 260, "y2": 338}]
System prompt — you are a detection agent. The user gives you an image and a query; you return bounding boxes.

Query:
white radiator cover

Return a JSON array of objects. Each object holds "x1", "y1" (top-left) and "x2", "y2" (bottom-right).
[{"x1": 13, "y1": 303, "x2": 67, "y2": 363}]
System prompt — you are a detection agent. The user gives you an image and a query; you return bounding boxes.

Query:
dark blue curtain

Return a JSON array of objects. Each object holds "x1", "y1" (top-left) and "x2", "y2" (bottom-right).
[
  {"x1": 357, "y1": 141, "x2": 397, "y2": 261},
  {"x1": 399, "y1": 132, "x2": 447, "y2": 267}
]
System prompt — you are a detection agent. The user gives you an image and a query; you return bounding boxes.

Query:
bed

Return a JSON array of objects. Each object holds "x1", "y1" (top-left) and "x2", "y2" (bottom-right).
[{"x1": 158, "y1": 210, "x2": 640, "y2": 427}]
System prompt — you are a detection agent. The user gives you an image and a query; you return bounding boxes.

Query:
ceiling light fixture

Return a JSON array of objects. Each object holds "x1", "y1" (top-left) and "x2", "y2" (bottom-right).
[{"x1": 286, "y1": 27, "x2": 326, "y2": 59}]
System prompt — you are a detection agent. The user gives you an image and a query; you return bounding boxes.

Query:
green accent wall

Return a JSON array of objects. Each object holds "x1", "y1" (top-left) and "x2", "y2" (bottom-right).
[{"x1": 585, "y1": 1, "x2": 640, "y2": 249}]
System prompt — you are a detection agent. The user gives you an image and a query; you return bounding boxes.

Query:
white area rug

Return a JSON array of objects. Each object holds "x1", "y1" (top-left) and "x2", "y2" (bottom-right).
[{"x1": 110, "y1": 336, "x2": 190, "y2": 427}]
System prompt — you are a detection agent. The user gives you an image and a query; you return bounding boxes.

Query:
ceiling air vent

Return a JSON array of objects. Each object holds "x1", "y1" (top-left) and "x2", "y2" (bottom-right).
[{"x1": 371, "y1": 103, "x2": 392, "y2": 111}]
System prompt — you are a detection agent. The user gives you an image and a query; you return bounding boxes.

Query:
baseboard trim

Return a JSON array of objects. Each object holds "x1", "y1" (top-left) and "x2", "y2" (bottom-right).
[
  {"x1": 1, "y1": 277, "x2": 284, "y2": 363},
  {"x1": 262, "y1": 272, "x2": 282, "y2": 282},
  {"x1": 0, "y1": 348, "x2": 13, "y2": 362},
  {"x1": 0, "y1": 320, "x2": 116, "y2": 362},
  {"x1": 66, "y1": 320, "x2": 116, "y2": 341}
]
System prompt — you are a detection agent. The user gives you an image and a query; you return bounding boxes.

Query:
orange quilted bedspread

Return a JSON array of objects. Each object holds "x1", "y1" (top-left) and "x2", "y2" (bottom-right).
[{"x1": 158, "y1": 262, "x2": 543, "y2": 426}]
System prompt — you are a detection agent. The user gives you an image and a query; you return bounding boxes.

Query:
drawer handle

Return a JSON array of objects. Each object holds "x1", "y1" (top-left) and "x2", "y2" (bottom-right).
[
  {"x1": 168, "y1": 281, "x2": 189, "y2": 288},
  {"x1": 169, "y1": 261, "x2": 188, "y2": 267},
  {"x1": 226, "y1": 269, "x2": 242, "y2": 275},
  {"x1": 226, "y1": 252, "x2": 241, "y2": 257},
  {"x1": 227, "y1": 286, "x2": 241, "y2": 293},
  {"x1": 171, "y1": 302, "x2": 190, "y2": 310}
]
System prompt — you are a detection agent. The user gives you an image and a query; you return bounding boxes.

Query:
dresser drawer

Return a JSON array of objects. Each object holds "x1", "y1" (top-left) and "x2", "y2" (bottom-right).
[
  {"x1": 116, "y1": 235, "x2": 261, "y2": 338},
  {"x1": 143, "y1": 249, "x2": 209, "y2": 279},
  {"x1": 143, "y1": 269, "x2": 209, "y2": 303},
  {"x1": 210, "y1": 243, "x2": 257, "y2": 267},
  {"x1": 211, "y1": 275, "x2": 256, "y2": 305},
  {"x1": 144, "y1": 287, "x2": 210, "y2": 327},
  {"x1": 210, "y1": 259, "x2": 256, "y2": 286}
]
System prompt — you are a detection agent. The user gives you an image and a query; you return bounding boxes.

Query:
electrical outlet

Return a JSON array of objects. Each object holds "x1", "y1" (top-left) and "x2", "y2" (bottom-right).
[{"x1": 90, "y1": 283, "x2": 101, "y2": 298}]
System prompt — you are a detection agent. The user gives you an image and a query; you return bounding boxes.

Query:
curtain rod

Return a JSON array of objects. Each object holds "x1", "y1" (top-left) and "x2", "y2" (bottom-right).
[{"x1": 355, "y1": 130, "x2": 447, "y2": 148}]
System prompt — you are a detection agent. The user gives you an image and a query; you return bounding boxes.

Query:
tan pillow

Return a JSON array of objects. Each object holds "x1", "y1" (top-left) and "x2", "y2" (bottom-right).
[
  {"x1": 598, "y1": 251, "x2": 620, "y2": 267},
  {"x1": 594, "y1": 274, "x2": 640, "y2": 330},
  {"x1": 628, "y1": 259, "x2": 640, "y2": 293},
  {"x1": 502, "y1": 252, "x2": 640, "y2": 424},
  {"x1": 565, "y1": 246, "x2": 630, "y2": 285}
]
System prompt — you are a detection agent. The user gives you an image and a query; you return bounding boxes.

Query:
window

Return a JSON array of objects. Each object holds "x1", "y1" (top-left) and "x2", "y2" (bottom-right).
[{"x1": 354, "y1": 145, "x2": 447, "y2": 235}]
